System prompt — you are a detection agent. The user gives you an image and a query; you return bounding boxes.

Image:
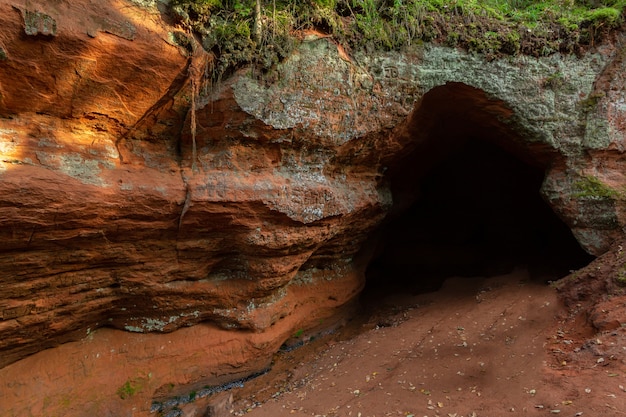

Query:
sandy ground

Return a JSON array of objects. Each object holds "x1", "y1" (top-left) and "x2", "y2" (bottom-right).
[{"x1": 231, "y1": 267, "x2": 626, "y2": 417}]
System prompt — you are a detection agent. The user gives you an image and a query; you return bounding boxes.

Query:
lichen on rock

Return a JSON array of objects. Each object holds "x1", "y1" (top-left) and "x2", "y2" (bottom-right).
[
  {"x1": 18, "y1": 7, "x2": 57, "y2": 36},
  {"x1": 1, "y1": 1, "x2": 626, "y2": 416}
]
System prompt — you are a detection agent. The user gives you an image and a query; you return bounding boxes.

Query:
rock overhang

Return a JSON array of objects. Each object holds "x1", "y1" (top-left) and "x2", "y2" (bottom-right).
[{"x1": 0, "y1": 3, "x2": 625, "y2": 415}]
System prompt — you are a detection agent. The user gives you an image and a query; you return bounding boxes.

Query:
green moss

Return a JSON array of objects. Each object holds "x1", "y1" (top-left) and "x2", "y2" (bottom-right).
[
  {"x1": 169, "y1": 0, "x2": 626, "y2": 78},
  {"x1": 586, "y1": 7, "x2": 621, "y2": 26},
  {"x1": 557, "y1": 16, "x2": 580, "y2": 31},
  {"x1": 203, "y1": 16, "x2": 255, "y2": 76},
  {"x1": 573, "y1": 176, "x2": 621, "y2": 199},
  {"x1": 446, "y1": 31, "x2": 460, "y2": 47},
  {"x1": 543, "y1": 71, "x2": 564, "y2": 89},
  {"x1": 59, "y1": 396, "x2": 71, "y2": 408},
  {"x1": 170, "y1": 0, "x2": 221, "y2": 30},
  {"x1": 579, "y1": 91, "x2": 606, "y2": 112},
  {"x1": 466, "y1": 30, "x2": 505, "y2": 55},
  {"x1": 501, "y1": 30, "x2": 521, "y2": 53},
  {"x1": 616, "y1": 262, "x2": 626, "y2": 286},
  {"x1": 117, "y1": 378, "x2": 144, "y2": 399}
]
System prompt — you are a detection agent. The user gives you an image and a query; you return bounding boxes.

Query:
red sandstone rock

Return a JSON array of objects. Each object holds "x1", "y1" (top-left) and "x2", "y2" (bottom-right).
[
  {"x1": 1, "y1": 1, "x2": 626, "y2": 416},
  {"x1": 0, "y1": 2, "x2": 385, "y2": 414}
]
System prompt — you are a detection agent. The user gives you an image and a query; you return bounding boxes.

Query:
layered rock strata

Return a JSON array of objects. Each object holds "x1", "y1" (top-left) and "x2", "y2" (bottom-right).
[{"x1": 1, "y1": 0, "x2": 625, "y2": 415}]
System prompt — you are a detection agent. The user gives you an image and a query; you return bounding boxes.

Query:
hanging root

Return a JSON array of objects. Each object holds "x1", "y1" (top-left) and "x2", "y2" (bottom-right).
[
  {"x1": 189, "y1": 61, "x2": 200, "y2": 172},
  {"x1": 185, "y1": 33, "x2": 216, "y2": 172}
]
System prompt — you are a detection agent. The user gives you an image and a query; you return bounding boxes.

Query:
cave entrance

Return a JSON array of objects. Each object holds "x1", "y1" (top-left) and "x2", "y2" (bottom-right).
[{"x1": 362, "y1": 83, "x2": 594, "y2": 300}]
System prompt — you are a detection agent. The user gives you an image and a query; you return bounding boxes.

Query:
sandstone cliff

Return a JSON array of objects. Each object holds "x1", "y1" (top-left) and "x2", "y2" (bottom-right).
[{"x1": 1, "y1": 0, "x2": 625, "y2": 416}]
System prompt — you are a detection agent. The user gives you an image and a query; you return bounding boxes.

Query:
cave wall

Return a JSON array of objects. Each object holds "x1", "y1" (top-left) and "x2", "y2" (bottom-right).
[{"x1": 0, "y1": 0, "x2": 625, "y2": 415}]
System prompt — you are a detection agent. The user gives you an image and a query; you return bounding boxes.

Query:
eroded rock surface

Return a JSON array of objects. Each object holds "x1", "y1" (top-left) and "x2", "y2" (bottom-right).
[{"x1": 1, "y1": 0, "x2": 625, "y2": 415}]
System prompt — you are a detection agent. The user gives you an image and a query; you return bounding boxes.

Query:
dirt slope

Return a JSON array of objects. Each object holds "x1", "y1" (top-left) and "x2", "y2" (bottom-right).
[{"x1": 231, "y1": 267, "x2": 626, "y2": 417}]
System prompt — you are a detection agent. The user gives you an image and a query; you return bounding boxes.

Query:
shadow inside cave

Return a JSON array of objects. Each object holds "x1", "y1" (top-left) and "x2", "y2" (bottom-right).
[{"x1": 360, "y1": 83, "x2": 595, "y2": 306}]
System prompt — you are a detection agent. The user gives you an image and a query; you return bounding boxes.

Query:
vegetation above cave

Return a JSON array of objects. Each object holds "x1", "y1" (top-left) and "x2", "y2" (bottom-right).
[{"x1": 169, "y1": 0, "x2": 625, "y2": 78}]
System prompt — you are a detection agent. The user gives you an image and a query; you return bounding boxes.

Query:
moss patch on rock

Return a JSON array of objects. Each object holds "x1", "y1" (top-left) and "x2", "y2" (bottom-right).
[{"x1": 573, "y1": 175, "x2": 622, "y2": 199}]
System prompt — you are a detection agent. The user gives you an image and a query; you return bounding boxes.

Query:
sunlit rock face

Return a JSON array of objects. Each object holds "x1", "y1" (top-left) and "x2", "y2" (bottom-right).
[{"x1": 1, "y1": 0, "x2": 625, "y2": 415}]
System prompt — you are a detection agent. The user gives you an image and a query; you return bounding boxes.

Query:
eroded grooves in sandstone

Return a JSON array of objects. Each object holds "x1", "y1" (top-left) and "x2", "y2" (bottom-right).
[{"x1": 1, "y1": 1, "x2": 625, "y2": 415}]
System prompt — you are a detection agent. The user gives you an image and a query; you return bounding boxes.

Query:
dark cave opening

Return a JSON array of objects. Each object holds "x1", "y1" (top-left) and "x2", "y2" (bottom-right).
[{"x1": 362, "y1": 83, "x2": 595, "y2": 300}]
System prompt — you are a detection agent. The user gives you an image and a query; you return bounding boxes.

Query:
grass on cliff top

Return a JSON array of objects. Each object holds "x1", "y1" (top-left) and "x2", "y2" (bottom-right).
[{"x1": 169, "y1": 0, "x2": 625, "y2": 78}]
